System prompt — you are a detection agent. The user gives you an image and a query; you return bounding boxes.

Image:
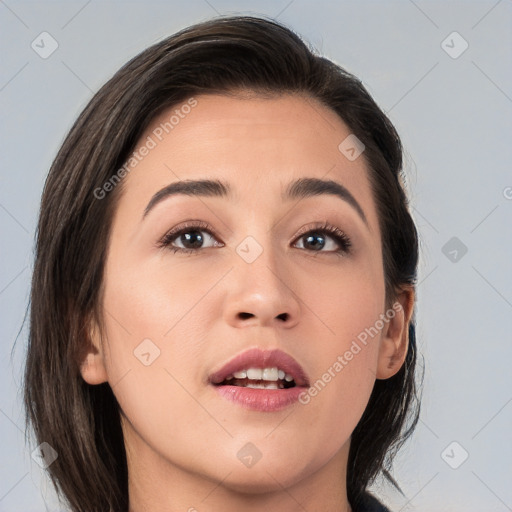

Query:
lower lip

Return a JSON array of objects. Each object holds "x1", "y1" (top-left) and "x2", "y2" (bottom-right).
[{"x1": 212, "y1": 384, "x2": 306, "y2": 412}]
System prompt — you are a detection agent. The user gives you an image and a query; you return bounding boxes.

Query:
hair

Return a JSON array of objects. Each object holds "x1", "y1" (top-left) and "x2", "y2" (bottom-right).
[{"x1": 22, "y1": 14, "x2": 423, "y2": 512}]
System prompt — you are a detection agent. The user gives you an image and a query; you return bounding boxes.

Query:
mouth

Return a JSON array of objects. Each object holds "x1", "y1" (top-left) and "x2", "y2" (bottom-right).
[
  {"x1": 208, "y1": 347, "x2": 310, "y2": 411},
  {"x1": 208, "y1": 347, "x2": 310, "y2": 389}
]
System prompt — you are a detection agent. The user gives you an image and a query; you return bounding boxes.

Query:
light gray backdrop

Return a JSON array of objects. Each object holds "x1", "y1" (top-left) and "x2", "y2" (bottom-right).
[{"x1": 1, "y1": 1, "x2": 511, "y2": 511}]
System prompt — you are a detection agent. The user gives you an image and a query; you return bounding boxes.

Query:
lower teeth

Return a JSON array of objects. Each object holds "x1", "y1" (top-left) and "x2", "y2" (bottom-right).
[
  {"x1": 223, "y1": 378, "x2": 293, "y2": 389},
  {"x1": 245, "y1": 382, "x2": 279, "y2": 389}
]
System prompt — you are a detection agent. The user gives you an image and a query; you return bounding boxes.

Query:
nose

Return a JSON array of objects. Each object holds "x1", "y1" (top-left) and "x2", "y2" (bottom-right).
[{"x1": 222, "y1": 241, "x2": 301, "y2": 330}]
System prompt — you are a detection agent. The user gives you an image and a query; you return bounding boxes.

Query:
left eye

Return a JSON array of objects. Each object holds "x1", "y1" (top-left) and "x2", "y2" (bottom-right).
[
  {"x1": 295, "y1": 231, "x2": 346, "y2": 252},
  {"x1": 293, "y1": 222, "x2": 352, "y2": 255}
]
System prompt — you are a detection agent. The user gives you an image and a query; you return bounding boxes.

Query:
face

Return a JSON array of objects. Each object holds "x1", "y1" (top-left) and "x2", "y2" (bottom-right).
[{"x1": 81, "y1": 93, "x2": 410, "y2": 498}]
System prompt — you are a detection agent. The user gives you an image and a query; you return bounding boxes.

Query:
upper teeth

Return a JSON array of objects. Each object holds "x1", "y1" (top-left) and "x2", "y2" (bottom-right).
[{"x1": 227, "y1": 367, "x2": 294, "y2": 382}]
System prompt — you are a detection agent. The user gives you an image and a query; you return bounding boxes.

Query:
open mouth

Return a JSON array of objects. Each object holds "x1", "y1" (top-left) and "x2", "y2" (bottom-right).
[
  {"x1": 216, "y1": 368, "x2": 297, "y2": 389},
  {"x1": 209, "y1": 351, "x2": 308, "y2": 411},
  {"x1": 208, "y1": 348, "x2": 309, "y2": 391}
]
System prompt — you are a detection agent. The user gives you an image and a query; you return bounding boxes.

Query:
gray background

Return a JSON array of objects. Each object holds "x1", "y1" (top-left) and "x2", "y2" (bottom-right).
[{"x1": 1, "y1": 1, "x2": 511, "y2": 511}]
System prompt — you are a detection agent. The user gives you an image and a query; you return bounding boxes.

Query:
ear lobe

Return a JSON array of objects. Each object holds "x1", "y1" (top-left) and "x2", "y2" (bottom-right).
[
  {"x1": 79, "y1": 317, "x2": 109, "y2": 385},
  {"x1": 376, "y1": 286, "x2": 415, "y2": 380}
]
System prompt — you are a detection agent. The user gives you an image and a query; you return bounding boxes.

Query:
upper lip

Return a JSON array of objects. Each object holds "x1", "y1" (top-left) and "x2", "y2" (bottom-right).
[{"x1": 208, "y1": 348, "x2": 310, "y2": 387}]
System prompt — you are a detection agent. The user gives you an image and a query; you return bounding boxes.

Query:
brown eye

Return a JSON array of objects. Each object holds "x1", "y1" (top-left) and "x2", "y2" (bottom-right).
[{"x1": 157, "y1": 221, "x2": 222, "y2": 255}]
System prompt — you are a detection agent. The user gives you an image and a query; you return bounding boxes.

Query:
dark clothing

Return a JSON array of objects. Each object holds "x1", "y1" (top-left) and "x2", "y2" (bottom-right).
[{"x1": 354, "y1": 491, "x2": 392, "y2": 512}]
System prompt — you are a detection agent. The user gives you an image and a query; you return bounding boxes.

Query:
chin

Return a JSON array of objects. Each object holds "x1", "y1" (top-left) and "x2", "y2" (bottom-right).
[
  {"x1": 203, "y1": 454, "x2": 312, "y2": 495},
  {"x1": 218, "y1": 467, "x2": 303, "y2": 495}
]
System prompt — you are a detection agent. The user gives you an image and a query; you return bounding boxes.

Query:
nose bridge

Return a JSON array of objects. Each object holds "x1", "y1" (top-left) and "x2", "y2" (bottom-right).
[{"x1": 237, "y1": 231, "x2": 284, "y2": 290}]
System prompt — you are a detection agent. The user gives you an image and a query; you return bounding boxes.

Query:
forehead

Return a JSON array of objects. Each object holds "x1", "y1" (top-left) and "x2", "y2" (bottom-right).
[
  {"x1": 116, "y1": 93, "x2": 378, "y2": 229},
  {"x1": 143, "y1": 92, "x2": 352, "y2": 161}
]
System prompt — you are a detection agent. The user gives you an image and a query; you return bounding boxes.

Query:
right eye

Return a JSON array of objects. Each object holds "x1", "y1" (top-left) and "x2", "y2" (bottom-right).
[{"x1": 157, "y1": 220, "x2": 223, "y2": 255}]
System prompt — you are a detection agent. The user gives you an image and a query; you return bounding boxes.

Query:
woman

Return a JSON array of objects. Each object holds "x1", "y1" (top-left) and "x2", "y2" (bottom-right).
[{"x1": 23, "y1": 15, "x2": 422, "y2": 512}]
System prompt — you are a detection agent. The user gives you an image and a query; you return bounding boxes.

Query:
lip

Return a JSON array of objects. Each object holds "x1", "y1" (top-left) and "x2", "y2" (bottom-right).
[
  {"x1": 209, "y1": 348, "x2": 310, "y2": 412},
  {"x1": 208, "y1": 347, "x2": 310, "y2": 387},
  {"x1": 213, "y1": 385, "x2": 307, "y2": 412}
]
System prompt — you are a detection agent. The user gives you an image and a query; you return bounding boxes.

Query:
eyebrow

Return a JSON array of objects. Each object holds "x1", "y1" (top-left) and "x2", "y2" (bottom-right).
[{"x1": 142, "y1": 177, "x2": 369, "y2": 228}]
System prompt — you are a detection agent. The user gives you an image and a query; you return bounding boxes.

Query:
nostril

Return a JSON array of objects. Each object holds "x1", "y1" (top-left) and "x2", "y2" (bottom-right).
[{"x1": 238, "y1": 312, "x2": 253, "y2": 320}]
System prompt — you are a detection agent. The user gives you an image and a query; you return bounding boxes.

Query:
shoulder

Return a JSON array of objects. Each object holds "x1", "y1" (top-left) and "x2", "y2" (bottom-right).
[{"x1": 354, "y1": 490, "x2": 392, "y2": 512}]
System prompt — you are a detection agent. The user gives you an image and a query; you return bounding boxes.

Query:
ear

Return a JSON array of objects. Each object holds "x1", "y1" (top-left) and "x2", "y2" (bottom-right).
[
  {"x1": 79, "y1": 314, "x2": 109, "y2": 385},
  {"x1": 376, "y1": 286, "x2": 415, "y2": 380}
]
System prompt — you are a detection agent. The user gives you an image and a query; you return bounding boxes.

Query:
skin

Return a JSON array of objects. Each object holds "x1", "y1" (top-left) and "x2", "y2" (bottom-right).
[{"x1": 80, "y1": 93, "x2": 415, "y2": 512}]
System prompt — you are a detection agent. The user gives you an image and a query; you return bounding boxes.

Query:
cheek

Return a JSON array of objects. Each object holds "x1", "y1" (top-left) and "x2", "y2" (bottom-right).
[
  {"x1": 294, "y1": 329, "x2": 377, "y2": 468},
  {"x1": 97, "y1": 263, "x2": 211, "y2": 453},
  {"x1": 294, "y1": 261, "x2": 385, "y2": 442},
  {"x1": 308, "y1": 250, "x2": 385, "y2": 355},
  {"x1": 97, "y1": 255, "x2": 213, "y2": 398},
  {"x1": 102, "y1": 253, "x2": 211, "y2": 342}
]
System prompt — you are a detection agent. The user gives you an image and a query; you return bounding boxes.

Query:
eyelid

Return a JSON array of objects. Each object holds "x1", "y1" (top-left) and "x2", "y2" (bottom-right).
[
  {"x1": 156, "y1": 220, "x2": 219, "y2": 248},
  {"x1": 292, "y1": 221, "x2": 352, "y2": 253}
]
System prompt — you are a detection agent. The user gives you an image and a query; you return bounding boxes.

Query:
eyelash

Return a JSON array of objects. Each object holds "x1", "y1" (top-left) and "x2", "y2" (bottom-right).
[{"x1": 156, "y1": 220, "x2": 352, "y2": 257}]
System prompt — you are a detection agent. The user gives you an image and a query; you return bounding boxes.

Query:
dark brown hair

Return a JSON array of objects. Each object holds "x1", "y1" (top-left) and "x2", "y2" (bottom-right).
[{"x1": 23, "y1": 15, "x2": 422, "y2": 512}]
